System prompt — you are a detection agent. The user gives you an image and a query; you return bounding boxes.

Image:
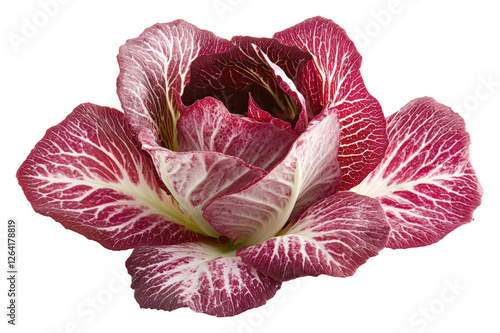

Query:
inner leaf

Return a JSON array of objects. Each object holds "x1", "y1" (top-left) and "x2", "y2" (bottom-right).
[{"x1": 182, "y1": 37, "x2": 309, "y2": 126}]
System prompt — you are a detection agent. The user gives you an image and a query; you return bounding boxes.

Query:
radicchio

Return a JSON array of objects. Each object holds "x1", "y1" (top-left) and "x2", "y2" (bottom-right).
[{"x1": 17, "y1": 17, "x2": 482, "y2": 317}]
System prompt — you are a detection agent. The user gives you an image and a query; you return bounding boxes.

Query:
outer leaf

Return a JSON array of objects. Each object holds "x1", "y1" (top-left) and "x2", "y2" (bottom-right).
[
  {"x1": 143, "y1": 143, "x2": 267, "y2": 238},
  {"x1": 237, "y1": 192, "x2": 389, "y2": 281},
  {"x1": 126, "y1": 242, "x2": 281, "y2": 317},
  {"x1": 203, "y1": 110, "x2": 341, "y2": 245},
  {"x1": 17, "y1": 104, "x2": 203, "y2": 250},
  {"x1": 274, "y1": 16, "x2": 388, "y2": 190},
  {"x1": 177, "y1": 97, "x2": 299, "y2": 170},
  {"x1": 117, "y1": 20, "x2": 233, "y2": 150},
  {"x1": 352, "y1": 97, "x2": 483, "y2": 249}
]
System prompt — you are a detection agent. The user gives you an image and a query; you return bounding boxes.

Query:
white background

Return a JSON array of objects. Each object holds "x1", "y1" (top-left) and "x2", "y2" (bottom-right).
[{"x1": 1, "y1": 0, "x2": 499, "y2": 332}]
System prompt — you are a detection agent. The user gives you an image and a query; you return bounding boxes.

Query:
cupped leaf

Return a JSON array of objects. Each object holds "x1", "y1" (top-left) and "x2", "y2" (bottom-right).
[
  {"x1": 182, "y1": 37, "x2": 309, "y2": 126},
  {"x1": 117, "y1": 20, "x2": 233, "y2": 150},
  {"x1": 274, "y1": 16, "x2": 388, "y2": 190},
  {"x1": 143, "y1": 142, "x2": 267, "y2": 238},
  {"x1": 126, "y1": 242, "x2": 281, "y2": 317},
  {"x1": 17, "y1": 104, "x2": 203, "y2": 250},
  {"x1": 237, "y1": 192, "x2": 390, "y2": 281},
  {"x1": 352, "y1": 97, "x2": 483, "y2": 249},
  {"x1": 252, "y1": 43, "x2": 309, "y2": 132},
  {"x1": 177, "y1": 97, "x2": 299, "y2": 170},
  {"x1": 230, "y1": 36, "x2": 312, "y2": 83},
  {"x1": 203, "y1": 109, "x2": 341, "y2": 245}
]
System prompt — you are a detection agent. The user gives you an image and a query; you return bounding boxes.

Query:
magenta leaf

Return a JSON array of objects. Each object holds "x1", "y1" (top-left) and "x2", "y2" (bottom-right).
[
  {"x1": 237, "y1": 192, "x2": 389, "y2": 281},
  {"x1": 246, "y1": 93, "x2": 292, "y2": 130},
  {"x1": 17, "y1": 104, "x2": 204, "y2": 250},
  {"x1": 252, "y1": 43, "x2": 310, "y2": 132},
  {"x1": 274, "y1": 16, "x2": 388, "y2": 190},
  {"x1": 177, "y1": 97, "x2": 299, "y2": 170},
  {"x1": 353, "y1": 97, "x2": 483, "y2": 249},
  {"x1": 126, "y1": 242, "x2": 281, "y2": 317},
  {"x1": 203, "y1": 109, "x2": 341, "y2": 245},
  {"x1": 144, "y1": 144, "x2": 267, "y2": 238},
  {"x1": 230, "y1": 36, "x2": 312, "y2": 83},
  {"x1": 117, "y1": 20, "x2": 233, "y2": 150},
  {"x1": 182, "y1": 37, "x2": 309, "y2": 126}
]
